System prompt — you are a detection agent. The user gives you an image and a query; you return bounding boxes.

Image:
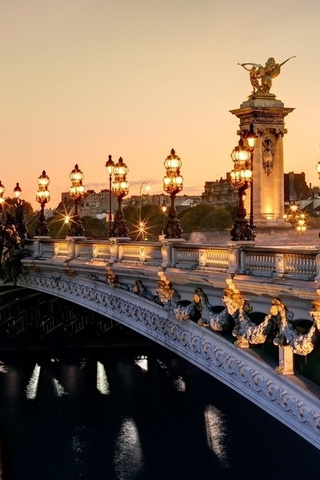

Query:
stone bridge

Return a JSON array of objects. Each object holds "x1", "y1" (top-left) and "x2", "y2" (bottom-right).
[{"x1": 4, "y1": 236, "x2": 320, "y2": 449}]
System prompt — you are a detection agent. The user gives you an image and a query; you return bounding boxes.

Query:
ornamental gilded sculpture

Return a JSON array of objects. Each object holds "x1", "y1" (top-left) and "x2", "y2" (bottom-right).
[{"x1": 238, "y1": 56, "x2": 295, "y2": 95}]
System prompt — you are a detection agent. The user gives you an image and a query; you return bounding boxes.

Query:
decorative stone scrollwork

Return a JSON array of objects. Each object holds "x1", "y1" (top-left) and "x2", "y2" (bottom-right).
[
  {"x1": 155, "y1": 279, "x2": 198, "y2": 321},
  {"x1": 190, "y1": 334, "x2": 202, "y2": 353},
  {"x1": 133, "y1": 280, "x2": 161, "y2": 304},
  {"x1": 262, "y1": 136, "x2": 275, "y2": 175},
  {"x1": 191, "y1": 287, "x2": 229, "y2": 330},
  {"x1": 273, "y1": 298, "x2": 320, "y2": 356},
  {"x1": 201, "y1": 341, "x2": 213, "y2": 360},
  {"x1": 274, "y1": 128, "x2": 285, "y2": 138},
  {"x1": 210, "y1": 347, "x2": 224, "y2": 367},
  {"x1": 180, "y1": 330, "x2": 191, "y2": 346}
]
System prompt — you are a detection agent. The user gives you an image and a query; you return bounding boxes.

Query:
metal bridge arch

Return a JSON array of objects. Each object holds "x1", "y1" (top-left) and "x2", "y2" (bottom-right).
[{"x1": 15, "y1": 271, "x2": 320, "y2": 450}]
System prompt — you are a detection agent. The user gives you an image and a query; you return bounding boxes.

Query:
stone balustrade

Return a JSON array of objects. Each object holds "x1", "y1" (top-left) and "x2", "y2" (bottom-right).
[{"x1": 29, "y1": 237, "x2": 320, "y2": 281}]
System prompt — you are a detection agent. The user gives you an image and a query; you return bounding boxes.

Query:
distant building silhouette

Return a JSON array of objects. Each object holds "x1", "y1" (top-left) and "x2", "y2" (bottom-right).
[
  {"x1": 202, "y1": 176, "x2": 238, "y2": 206},
  {"x1": 284, "y1": 172, "x2": 311, "y2": 202},
  {"x1": 54, "y1": 171, "x2": 314, "y2": 218}
]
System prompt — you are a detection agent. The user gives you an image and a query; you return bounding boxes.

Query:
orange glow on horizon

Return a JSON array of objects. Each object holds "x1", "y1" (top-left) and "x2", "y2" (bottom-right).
[{"x1": 0, "y1": 2, "x2": 319, "y2": 210}]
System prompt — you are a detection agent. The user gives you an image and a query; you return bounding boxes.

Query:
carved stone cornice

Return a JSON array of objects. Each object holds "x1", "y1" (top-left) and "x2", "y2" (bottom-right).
[
  {"x1": 239, "y1": 127, "x2": 286, "y2": 138},
  {"x1": 17, "y1": 271, "x2": 320, "y2": 450},
  {"x1": 230, "y1": 105, "x2": 295, "y2": 120}
]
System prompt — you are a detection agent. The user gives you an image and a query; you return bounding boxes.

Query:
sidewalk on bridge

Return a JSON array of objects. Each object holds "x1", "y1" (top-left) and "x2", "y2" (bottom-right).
[{"x1": 187, "y1": 229, "x2": 320, "y2": 248}]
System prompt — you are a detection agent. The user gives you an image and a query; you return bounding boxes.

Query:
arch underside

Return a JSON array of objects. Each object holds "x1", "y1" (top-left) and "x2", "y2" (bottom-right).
[{"x1": 15, "y1": 270, "x2": 320, "y2": 450}]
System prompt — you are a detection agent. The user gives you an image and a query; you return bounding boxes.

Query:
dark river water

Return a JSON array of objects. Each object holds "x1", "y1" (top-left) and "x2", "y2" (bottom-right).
[{"x1": 0, "y1": 345, "x2": 319, "y2": 480}]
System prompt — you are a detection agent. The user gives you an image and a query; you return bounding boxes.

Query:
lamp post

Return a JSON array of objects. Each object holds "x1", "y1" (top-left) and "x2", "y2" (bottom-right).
[
  {"x1": 69, "y1": 164, "x2": 85, "y2": 236},
  {"x1": 163, "y1": 148, "x2": 183, "y2": 239},
  {"x1": 35, "y1": 170, "x2": 50, "y2": 236},
  {"x1": 105, "y1": 155, "x2": 115, "y2": 238},
  {"x1": 0, "y1": 181, "x2": 5, "y2": 227},
  {"x1": 64, "y1": 215, "x2": 71, "y2": 236},
  {"x1": 110, "y1": 157, "x2": 129, "y2": 238},
  {"x1": 13, "y1": 182, "x2": 27, "y2": 240},
  {"x1": 229, "y1": 139, "x2": 254, "y2": 241},
  {"x1": 245, "y1": 124, "x2": 258, "y2": 234},
  {"x1": 0, "y1": 181, "x2": 5, "y2": 268},
  {"x1": 138, "y1": 182, "x2": 151, "y2": 240},
  {"x1": 161, "y1": 199, "x2": 168, "y2": 233}
]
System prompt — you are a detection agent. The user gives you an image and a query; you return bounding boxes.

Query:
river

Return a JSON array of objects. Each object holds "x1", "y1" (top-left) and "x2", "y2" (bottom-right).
[{"x1": 0, "y1": 345, "x2": 319, "y2": 480}]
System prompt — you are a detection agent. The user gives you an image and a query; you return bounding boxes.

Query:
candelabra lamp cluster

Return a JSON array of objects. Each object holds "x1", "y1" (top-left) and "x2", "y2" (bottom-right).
[
  {"x1": 35, "y1": 170, "x2": 50, "y2": 236},
  {"x1": 69, "y1": 164, "x2": 85, "y2": 236},
  {"x1": 163, "y1": 148, "x2": 183, "y2": 239},
  {"x1": 283, "y1": 202, "x2": 307, "y2": 233},
  {"x1": 229, "y1": 138, "x2": 255, "y2": 241},
  {"x1": 110, "y1": 157, "x2": 129, "y2": 238}
]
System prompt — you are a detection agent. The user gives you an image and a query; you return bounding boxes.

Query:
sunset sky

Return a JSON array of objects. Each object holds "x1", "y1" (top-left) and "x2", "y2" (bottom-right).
[{"x1": 1, "y1": 0, "x2": 320, "y2": 209}]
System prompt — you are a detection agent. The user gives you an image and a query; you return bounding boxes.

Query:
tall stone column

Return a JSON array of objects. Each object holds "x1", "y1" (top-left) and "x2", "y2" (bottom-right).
[{"x1": 230, "y1": 92, "x2": 294, "y2": 230}]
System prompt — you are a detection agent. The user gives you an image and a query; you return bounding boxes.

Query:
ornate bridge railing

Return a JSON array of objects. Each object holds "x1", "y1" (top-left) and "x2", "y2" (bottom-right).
[{"x1": 29, "y1": 237, "x2": 320, "y2": 280}]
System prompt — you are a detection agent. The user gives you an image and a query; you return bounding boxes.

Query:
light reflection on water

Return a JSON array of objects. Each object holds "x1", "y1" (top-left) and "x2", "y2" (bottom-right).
[
  {"x1": 0, "y1": 362, "x2": 7, "y2": 374},
  {"x1": 114, "y1": 417, "x2": 144, "y2": 480},
  {"x1": 134, "y1": 356, "x2": 148, "y2": 371},
  {"x1": 72, "y1": 425, "x2": 89, "y2": 478},
  {"x1": 173, "y1": 375, "x2": 186, "y2": 392},
  {"x1": 157, "y1": 358, "x2": 186, "y2": 392},
  {"x1": 204, "y1": 404, "x2": 229, "y2": 467},
  {"x1": 52, "y1": 377, "x2": 67, "y2": 397},
  {"x1": 0, "y1": 350, "x2": 318, "y2": 480},
  {"x1": 96, "y1": 361, "x2": 110, "y2": 395},
  {"x1": 25, "y1": 363, "x2": 41, "y2": 400}
]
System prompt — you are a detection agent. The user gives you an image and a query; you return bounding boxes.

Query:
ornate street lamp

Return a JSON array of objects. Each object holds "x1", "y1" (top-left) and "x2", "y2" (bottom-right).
[
  {"x1": 163, "y1": 148, "x2": 183, "y2": 238},
  {"x1": 230, "y1": 139, "x2": 254, "y2": 241},
  {"x1": 110, "y1": 157, "x2": 129, "y2": 238},
  {"x1": 0, "y1": 180, "x2": 5, "y2": 227},
  {"x1": 35, "y1": 170, "x2": 50, "y2": 236},
  {"x1": 245, "y1": 124, "x2": 258, "y2": 234},
  {"x1": 105, "y1": 154, "x2": 115, "y2": 238},
  {"x1": 13, "y1": 182, "x2": 27, "y2": 240},
  {"x1": 69, "y1": 164, "x2": 85, "y2": 236},
  {"x1": 14, "y1": 182, "x2": 22, "y2": 200}
]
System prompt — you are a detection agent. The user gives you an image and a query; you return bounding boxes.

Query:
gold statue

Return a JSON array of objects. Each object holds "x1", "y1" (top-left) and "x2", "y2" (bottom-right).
[{"x1": 238, "y1": 56, "x2": 296, "y2": 94}]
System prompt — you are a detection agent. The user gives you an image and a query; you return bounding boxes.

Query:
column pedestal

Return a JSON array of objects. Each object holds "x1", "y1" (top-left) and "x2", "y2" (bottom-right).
[{"x1": 230, "y1": 92, "x2": 294, "y2": 231}]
